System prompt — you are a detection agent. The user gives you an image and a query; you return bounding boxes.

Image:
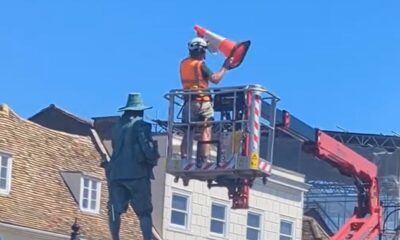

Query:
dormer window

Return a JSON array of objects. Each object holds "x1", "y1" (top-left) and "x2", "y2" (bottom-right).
[
  {"x1": 80, "y1": 177, "x2": 101, "y2": 213},
  {"x1": 0, "y1": 152, "x2": 12, "y2": 195},
  {"x1": 61, "y1": 171, "x2": 102, "y2": 214}
]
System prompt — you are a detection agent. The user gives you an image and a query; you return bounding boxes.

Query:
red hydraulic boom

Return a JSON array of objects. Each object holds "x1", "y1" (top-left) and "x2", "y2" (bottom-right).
[{"x1": 274, "y1": 108, "x2": 382, "y2": 239}]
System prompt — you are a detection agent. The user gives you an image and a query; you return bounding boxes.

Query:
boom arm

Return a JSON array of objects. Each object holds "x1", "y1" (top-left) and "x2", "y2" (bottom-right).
[
  {"x1": 314, "y1": 130, "x2": 381, "y2": 240},
  {"x1": 263, "y1": 102, "x2": 382, "y2": 239}
]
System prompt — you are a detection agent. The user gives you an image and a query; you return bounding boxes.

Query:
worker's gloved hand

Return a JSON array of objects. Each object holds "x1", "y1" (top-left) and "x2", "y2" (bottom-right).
[{"x1": 223, "y1": 57, "x2": 235, "y2": 70}]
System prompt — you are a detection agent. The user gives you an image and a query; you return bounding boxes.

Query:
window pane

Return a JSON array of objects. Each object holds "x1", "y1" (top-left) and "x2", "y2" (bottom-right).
[
  {"x1": 82, "y1": 199, "x2": 88, "y2": 209},
  {"x1": 172, "y1": 195, "x2": 187, "y2": 211},
  {"x1": 0, "y1": 178, "x2": 6, "y2": 189},
  {"x1": 91, "y1": 181, "x2": 98, "y2": 191},
  {"x1": 211, "y1": 204, "x2": 225, "y2": 220},
  {"x1": 280, "y1": 236, "x2": 292, "y2": 240},
  {"x1": 90, "y1": 200, "x2": 97, "y2": 210},
  {"x1": 0, "y1": 157, "x2": 6, "y2": 167},
  {"x1": 0, "y1": 167, "x2": 6, "y2": 178},
  {"x1": 83, "y1": 188, "x2": 89, "y2": 198},
  {"x1": 84, "y1": 178, "x2": 90, "y2": 187},
  {"x1": 91, "y1": 189, "x2": 97, "y2": 200},
  {"x1": 210, "y1": 219, "x2": 224, "y2": 234},
  {"x1": 280, "y1": 221, "x2": 293, "y2": 235},
  {"x1": 171, "y1": 210, "x2": 186, "y2": 226},
  {"x1": 248, "y1": 213, "x2": 260, "y2": 228},
  {"x1": 247, "y1": 228, "x2": 259, "y2": 240}
]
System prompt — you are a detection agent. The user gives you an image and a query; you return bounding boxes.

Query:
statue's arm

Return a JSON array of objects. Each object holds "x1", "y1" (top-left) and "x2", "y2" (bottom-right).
[{"x1": 137, "y1": 123, "x2": 160, "y2": 162}]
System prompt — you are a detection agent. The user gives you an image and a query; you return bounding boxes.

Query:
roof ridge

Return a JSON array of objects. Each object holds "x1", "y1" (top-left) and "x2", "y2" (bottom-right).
[
  {"x1": 29, "y1": 104, "x2": 93, "y2": 126},
  {"x1": 1, "y1": 104, "x2": 93, "y2": 141}
]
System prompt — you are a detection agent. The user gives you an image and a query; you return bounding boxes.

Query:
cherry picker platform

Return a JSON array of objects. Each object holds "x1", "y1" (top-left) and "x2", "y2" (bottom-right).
[{"x1": 165, "y1": 85, "x2": 279, "y2": 208}]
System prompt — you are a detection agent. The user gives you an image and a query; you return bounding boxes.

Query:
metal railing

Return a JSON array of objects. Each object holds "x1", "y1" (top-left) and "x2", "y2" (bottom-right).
[{"x1": 304, "y1": 201, "x2": 339, "y2": 235}]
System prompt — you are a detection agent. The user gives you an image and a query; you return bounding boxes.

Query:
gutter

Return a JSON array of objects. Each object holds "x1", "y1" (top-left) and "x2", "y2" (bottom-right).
[{"x1": 0, "y1": 222, "x2": 71, "y2": 239}]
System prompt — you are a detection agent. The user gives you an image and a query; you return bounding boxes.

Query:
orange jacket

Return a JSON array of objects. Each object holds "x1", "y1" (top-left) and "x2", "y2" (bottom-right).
[{"x1": 180, "y1": 58, "x2": 210, "y2": 101}]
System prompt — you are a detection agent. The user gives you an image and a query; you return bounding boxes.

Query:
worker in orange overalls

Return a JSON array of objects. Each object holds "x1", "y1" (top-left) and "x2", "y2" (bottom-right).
[{"x1": 180, "y1": 37, "x2": 232, "y2": 168}]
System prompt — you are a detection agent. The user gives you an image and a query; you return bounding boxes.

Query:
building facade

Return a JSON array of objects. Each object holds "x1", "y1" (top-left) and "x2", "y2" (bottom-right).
[{"x1": 152, "y1": 134, "x2": 309, "y2": 240}]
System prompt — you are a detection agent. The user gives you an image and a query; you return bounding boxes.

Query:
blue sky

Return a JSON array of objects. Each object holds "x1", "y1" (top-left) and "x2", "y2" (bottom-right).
[{"x1": 0, "y1": 1, "x2": 399, "y2": 134}]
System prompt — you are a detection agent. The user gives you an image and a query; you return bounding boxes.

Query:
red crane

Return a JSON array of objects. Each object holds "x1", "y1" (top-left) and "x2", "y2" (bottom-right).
[{"x1": 275, "y1": 109, "x2": 382, "y2": 239}]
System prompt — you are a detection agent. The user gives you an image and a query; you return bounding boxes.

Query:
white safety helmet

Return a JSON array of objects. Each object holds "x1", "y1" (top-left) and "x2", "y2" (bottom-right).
[{"x1": 188, "y1": 37, "x2": 208, "y2": 51}]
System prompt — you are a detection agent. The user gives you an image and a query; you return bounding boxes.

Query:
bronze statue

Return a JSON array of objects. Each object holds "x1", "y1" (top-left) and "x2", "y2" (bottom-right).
[{"x1": 104, "y1": 93, "x2": 159, "y2": 240}]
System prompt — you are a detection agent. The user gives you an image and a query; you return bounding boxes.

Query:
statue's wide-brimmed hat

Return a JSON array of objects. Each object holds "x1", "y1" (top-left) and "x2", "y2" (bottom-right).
[{"x1": 118, "y1": 92, "x2": 152, "y2": 112}]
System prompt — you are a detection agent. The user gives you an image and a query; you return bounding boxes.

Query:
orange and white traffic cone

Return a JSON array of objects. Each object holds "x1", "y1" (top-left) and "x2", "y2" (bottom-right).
[{"x1": 194, "y1": 25, "x2": 251, "y2": 70}]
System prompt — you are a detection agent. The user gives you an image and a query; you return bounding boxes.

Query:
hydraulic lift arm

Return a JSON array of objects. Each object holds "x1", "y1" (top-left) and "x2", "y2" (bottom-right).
[
  {"x1": 312, "y1": 130, "x2": 381, "y2": 240},
  {"x1": 263, "y1": 103, "x2": 382, "y2": 239}
]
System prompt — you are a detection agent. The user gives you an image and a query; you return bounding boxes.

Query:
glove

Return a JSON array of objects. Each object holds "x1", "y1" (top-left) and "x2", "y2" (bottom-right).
[{"x1": 223, "y1": 57, "x2": 235, "y2": 70}]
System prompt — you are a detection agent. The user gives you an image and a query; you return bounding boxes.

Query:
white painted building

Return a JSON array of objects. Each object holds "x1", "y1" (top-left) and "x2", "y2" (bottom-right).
[{"x1": 151, "y1": 134, "x2": 309, "y2": 240}]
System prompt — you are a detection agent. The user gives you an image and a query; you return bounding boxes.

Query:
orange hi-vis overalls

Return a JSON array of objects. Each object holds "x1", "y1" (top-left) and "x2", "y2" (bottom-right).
[{"x1": 180, "y1": 57, "x2": 210, "y2": 102}]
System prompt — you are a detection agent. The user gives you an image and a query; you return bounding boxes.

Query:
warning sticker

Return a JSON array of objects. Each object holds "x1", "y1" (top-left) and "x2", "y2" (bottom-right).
[{"x1": 250, "y1": 152, "x2": 259, "y2": 169}]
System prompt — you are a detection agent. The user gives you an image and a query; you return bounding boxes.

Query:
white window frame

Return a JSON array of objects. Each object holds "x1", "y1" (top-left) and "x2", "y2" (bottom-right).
[
  {"x1": 170, "y1": 192, "x2": 191, "y2": 229},
  {"x1": 279, "y1": 218, "x2": 295, "y2": 240},
  {"x1": 79, "y1": 177, "x2": 101, "y2": 214},
  {"x1": 209, "y1": 201, "x2": 229, "y2": 237},
  {"x1": 0, "y1": 153, "x2": 13, "y2": 195},
  {"x1": 246, "y1": 210, "x2": 263, "y2": 240}
]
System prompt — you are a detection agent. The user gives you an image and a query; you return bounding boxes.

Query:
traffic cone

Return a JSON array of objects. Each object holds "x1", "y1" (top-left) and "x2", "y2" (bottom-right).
[{"x1": 194, "y1": 25, "x2": 251, "y2": 70}]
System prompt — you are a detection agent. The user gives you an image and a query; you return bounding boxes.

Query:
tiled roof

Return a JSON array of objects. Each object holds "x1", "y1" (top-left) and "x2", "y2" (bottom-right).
[{"x1": 0, "y1": 104, "x2": 141, "y2": 240}]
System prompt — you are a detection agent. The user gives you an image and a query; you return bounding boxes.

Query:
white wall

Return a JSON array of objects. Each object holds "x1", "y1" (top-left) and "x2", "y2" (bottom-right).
[
  {"x1": 152, "y1": 134, "x2": 169, "y2": 236},
  {"x1": 162, "y1": 168, "x2": 308, "y2": 240},
  {"x1": 151, "y1": 134, "x2": 309, "y2": 240}
]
